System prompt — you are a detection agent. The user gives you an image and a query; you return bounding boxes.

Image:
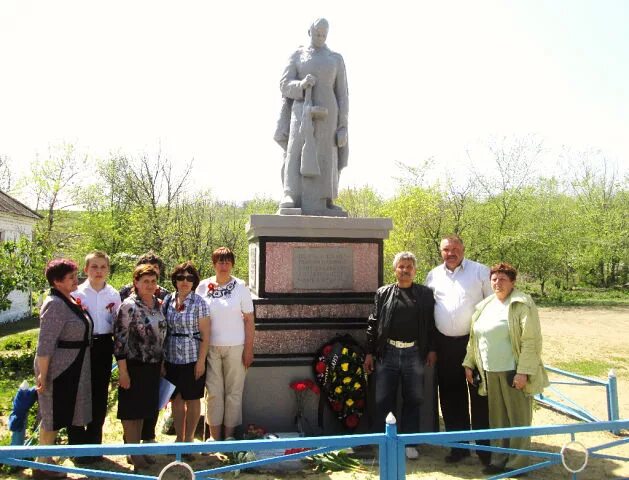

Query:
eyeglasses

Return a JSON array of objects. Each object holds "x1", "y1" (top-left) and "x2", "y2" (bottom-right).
[{"x1": 175, "y1": 275, "x2": 195, "y2": 282}]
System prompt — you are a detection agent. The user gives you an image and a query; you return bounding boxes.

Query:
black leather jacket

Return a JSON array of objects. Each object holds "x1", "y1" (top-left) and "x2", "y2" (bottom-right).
[{"x1": 366, "y1": 283, "x2": 437, "y2": 359}]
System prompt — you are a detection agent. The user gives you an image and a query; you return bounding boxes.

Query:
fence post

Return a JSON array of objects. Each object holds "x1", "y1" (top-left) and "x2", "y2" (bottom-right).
[
  {"x1": 607, "y1": 369, "x2": 620, "y2": 434},
  {"x1": 384, "y1": 412, "x2": 398, "y2": 480}
]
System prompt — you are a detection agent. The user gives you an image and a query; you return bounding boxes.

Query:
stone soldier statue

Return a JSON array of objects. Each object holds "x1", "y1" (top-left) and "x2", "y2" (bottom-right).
[{"x1": 274, "y1": 18, "x2": 349, "y2": 216}]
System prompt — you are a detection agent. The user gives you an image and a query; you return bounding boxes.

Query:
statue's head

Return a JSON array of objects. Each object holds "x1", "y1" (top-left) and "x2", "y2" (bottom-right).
[{"x1": 308, "y1": 18, "x2": 329, "y2": 48}]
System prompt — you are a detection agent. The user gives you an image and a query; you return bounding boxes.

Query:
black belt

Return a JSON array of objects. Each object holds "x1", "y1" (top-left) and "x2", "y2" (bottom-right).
[
  {"x1": 93, "y1": 334, "x2": 113, "y2": 340},
  {"x1": 170, "y1": 332, "x2": 201, "y2": 339},
  {"x1": 57, "y1": 340, "x2": 91, "y2": 349}
]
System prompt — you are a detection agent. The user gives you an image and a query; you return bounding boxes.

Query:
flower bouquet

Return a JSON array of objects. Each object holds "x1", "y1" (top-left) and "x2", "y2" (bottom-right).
[{"x1": 289, "y1": 379, "x2": 320, "y2": 435}]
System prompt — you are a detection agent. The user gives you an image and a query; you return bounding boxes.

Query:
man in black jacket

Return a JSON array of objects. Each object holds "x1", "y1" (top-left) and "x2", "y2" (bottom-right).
[{"x1": 364, "y1": 251, "x2": 437, "y2": 459}]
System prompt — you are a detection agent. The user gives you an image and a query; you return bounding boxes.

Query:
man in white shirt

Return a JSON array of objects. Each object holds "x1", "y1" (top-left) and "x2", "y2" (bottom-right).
[
  {"x1": 426, "y1": 235, "x2": 492, "y2": 465},
  {"x1": 69, "y1": 251, "x2": 121, "y2": 461}
]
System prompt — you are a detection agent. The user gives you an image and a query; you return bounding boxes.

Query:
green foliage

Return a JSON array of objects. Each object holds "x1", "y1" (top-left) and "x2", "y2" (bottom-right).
[
  {"x1": 0, "y1": 330, "x2": 38, "y2": 351},
  {"x1": 12, "y1": 141, "x2": 625, "y2": 296},
  {"x1": 308, "y1": 450, "x2": 368, "y2": 473},
  {"x1": 0, "y1": 238, "x2": 50, "y2": 312}
]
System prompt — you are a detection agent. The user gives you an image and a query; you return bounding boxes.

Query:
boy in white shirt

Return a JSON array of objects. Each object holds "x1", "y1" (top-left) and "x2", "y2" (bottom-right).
[{"x1": 69, "y1": 251, "x2": 121, "y2": 462}]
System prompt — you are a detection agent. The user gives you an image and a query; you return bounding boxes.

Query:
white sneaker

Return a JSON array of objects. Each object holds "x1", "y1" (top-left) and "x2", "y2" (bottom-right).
[{"x1": 405, "y1": 446, "x2": 419, "y2": 460}]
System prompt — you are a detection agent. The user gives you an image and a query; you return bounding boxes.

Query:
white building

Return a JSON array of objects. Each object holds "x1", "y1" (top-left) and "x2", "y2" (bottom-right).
[{"x1": 0, "y1": 190, "x2": 41, "y2": 323}]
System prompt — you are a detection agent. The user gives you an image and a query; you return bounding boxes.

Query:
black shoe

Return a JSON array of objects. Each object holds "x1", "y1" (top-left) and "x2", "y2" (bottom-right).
[
  {"x1": 445, "y1": 449, "x2": 471, "y2": 463},
  {"x1": 483, "y1": 464, "x2": 505, "y2": 475}
]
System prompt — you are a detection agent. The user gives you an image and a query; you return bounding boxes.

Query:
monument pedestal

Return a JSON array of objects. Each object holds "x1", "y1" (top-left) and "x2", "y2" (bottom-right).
[{"x1": 242, "y1": 215, "x2": 437, "y2": 434}]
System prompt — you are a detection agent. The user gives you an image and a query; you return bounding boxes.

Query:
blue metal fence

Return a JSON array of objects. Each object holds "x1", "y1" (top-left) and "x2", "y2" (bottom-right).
[
  {"x1": 536, "y1": 366, "x2": 620, "y2": 432},
  {"x1": 1, "y1": 418, "x2": 627, "y2": 479}
]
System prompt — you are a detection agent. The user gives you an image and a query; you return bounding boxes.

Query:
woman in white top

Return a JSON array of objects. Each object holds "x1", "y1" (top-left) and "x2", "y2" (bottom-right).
[{"x1": 196, "y1": 247, "x2": 254, "y2": 441}]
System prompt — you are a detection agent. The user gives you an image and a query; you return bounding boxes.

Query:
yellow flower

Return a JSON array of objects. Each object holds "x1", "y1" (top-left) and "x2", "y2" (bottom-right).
[
  {"x1": 343, "y1": 377, "x2": 352, "y2": 384},
  {"x1": 346, "y1": 398, "x2": 354, "y2": 407},
  {"x1": 341, "y1": 363, "x2": 349, "y2": 371},
  {"x1": 342, "y1": 348, "x2": 349, "y2": 355},
  {"x1": 335, "y1": 386, "x2": 343, "y2": 394},
  {"x1": 356, "y1": 367, "x2": 362, "y2": 375},
  {"x1": 354, "y1": 382, "x2": 362, "y2": 389},
  {"x1": 352, "y1": 352, "x2": 357, "y2": 358}
]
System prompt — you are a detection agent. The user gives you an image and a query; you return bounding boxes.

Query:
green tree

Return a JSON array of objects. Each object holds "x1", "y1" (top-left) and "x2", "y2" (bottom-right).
[
  {"x1": 336, "y1": 186, "x2": 384, "y2": 218},
  {"x1": 0, "y1": 237, "x2": 50, "y2": 311}
]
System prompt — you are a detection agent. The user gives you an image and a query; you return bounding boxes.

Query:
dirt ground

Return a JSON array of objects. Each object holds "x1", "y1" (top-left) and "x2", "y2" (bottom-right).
[{"x1": 2, "y1": 306, "x2": 628, "y2": 479}]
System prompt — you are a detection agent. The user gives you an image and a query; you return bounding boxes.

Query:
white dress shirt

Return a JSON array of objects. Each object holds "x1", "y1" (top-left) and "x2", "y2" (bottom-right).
[
  {"x1": 73, "y1": 282, "x2": 122, "y2": 335},
  {"x1": 425, "y1": 258, "x2": 492, "y2": 337}
]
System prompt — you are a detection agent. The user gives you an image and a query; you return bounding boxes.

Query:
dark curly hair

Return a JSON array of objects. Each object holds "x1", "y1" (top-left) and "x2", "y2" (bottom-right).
[
  {"x1": 170, "y1": 261, "x2": 201, "y2": 291},
  {"x1": 45, "y1": 258, "x2": 79, "y2": 286}
]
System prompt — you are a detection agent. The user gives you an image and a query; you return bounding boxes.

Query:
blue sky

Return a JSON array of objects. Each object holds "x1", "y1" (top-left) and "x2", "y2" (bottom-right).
[{"x1": 0, "y1": 1, "x2": 627, "y2": 203}]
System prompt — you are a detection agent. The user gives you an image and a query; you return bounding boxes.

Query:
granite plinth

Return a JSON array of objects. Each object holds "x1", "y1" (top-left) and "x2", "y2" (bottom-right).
[
  {"x1": 242, "y1": 213, "x2": 436, "y2": 434},
  {"x1": 247, "y1": 215, "x2": 393, "y2": 239}
]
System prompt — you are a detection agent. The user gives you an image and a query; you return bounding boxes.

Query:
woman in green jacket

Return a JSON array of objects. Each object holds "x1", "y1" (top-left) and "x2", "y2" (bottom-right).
[{"x1": 463, "y1": 262, "x2": 548, "y2": 475}]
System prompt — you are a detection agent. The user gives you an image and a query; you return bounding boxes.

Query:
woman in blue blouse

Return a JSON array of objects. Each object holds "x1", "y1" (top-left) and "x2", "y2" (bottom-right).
[
  {"x1": 164, "y1": 262, "x2": 210, "y2": 451},
  {"x1": 114, "y1": 264, "x2": 166, "y2": 471}
]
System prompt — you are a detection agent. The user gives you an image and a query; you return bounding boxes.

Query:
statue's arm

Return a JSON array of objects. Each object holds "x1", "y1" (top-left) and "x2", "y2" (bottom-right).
[
  {"x1": 280, "y1": 51, "x2": 305, "y2": 100},
  {"x1": 335, "y1": 54, "x2": 349, "y2": 131},
  {"x1": 334, "y1": 53, "x2": 349, "y2": 151}
]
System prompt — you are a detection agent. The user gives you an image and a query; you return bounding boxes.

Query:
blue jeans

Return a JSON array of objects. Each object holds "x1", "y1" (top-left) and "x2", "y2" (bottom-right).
[{"x1": 375, "y1": 344, "x2": 424, "y2": 434}]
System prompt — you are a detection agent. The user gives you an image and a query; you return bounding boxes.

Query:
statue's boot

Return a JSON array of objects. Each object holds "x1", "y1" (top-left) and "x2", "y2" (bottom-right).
[
  {"x1": 279, "y1": 194, "x2": 297, "y2": 208},
  {"x1": 326, "y1": 199, "x2": 343, "y2": 211}
]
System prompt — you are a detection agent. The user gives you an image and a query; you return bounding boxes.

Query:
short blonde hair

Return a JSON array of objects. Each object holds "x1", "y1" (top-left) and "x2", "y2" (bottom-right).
[{"x1": 85, "y1": 250, "x2": 110, "y2": 268}]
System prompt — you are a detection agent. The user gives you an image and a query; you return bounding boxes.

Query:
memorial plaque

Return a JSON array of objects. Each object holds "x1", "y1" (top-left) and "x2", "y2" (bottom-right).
[{"x1": 292, "y1": 247, "x2": 353, "y2": 290}]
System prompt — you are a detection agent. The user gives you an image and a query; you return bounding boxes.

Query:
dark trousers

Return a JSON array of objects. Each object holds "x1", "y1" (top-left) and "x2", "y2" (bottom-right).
[
  {"x1": 141, "y1": 411, "x2": 159, "y2": 441},
  {"x1": 436, "y1": 332, "x2": 490, "y2": 460},
  {"x1": 68, "y1": 335, "x2": 113, "y2": 445},
  {"x1": 375, "y1": 344, "x2": 424, "y2": 434}
]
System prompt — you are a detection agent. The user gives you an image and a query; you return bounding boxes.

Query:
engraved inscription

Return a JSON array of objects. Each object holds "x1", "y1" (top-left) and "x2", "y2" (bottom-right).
[{"x1": 292, "y1": 247, "x2": 353, "y2": 290}]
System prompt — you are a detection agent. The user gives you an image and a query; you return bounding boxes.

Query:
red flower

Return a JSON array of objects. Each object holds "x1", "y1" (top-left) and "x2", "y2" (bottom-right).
[
  {"x1": 355, "y1": 399, "x2": 365, "y2": 408},
  {"x1": 285, "y1": 447, "x2": 309, "y2": 455},
  {"x1": 72, "y1": 296, "x2": 87, "y2": 311},
  {"x1": 345, "y1": 414, "x2": 359, "y2": 428},
  {"x1": 331, "y1": 401, "x2": 343, "y2": 412},
  {"x1": 304, "y1": 379, "x2": 315, "y2": 389},
  {"x1": 207, "y1": 282, "x2": 217, "y2": 293},
  {"x1": 290, "y1": 381, "x2": 308, "y2": 392},
  {"x1": 315, "y1": 361, "x2": 326, "y2": 374},
  {"x1": 322, "y1": 345, "x2": 332, "y2": 355},
  {"x1": 311, "y1": 384, "x2": 321, "y2": 395},
  {"x1": 106, "y1": 302, "x2": 116, "y2": 313},
  {"x1": 154, "y1": 287, "x2": 162, "y2": 296},
  {"x1": 176, "y1": 303, "x2": 185, "y2": 312}
]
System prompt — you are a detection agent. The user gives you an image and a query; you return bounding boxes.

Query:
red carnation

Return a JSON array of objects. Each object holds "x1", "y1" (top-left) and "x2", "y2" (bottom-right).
[
  {"x1": 177, "y1": 303, "x2": 185, "y2": 312},
  {"x1": 290, "y1": 381, "x2": 307, "y2": 392},
  {"x1": 304, "y1": 379, "x2": 315, "y2": 388},
  {"x1": 331, "y1": 401, "x2": 343, "y2": 412},
  {"x1": 311, "y1": 384, "x2": 320, "y2": 395},
  {"x1": 106, "y1": 302, "x2": 116, "y2": 313},
  {"x1": 322, "y1": 345, "x2": 333, "y2": 355},
  {"x1": 345, "y1": 414, "x2": 359, "y2": 428},
  {"x1": 315, "y1": 361, "x2": 326, "y2": 374},
  {"x1": 207, "y1": 283, "x2": 217, "y2": 294}
]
